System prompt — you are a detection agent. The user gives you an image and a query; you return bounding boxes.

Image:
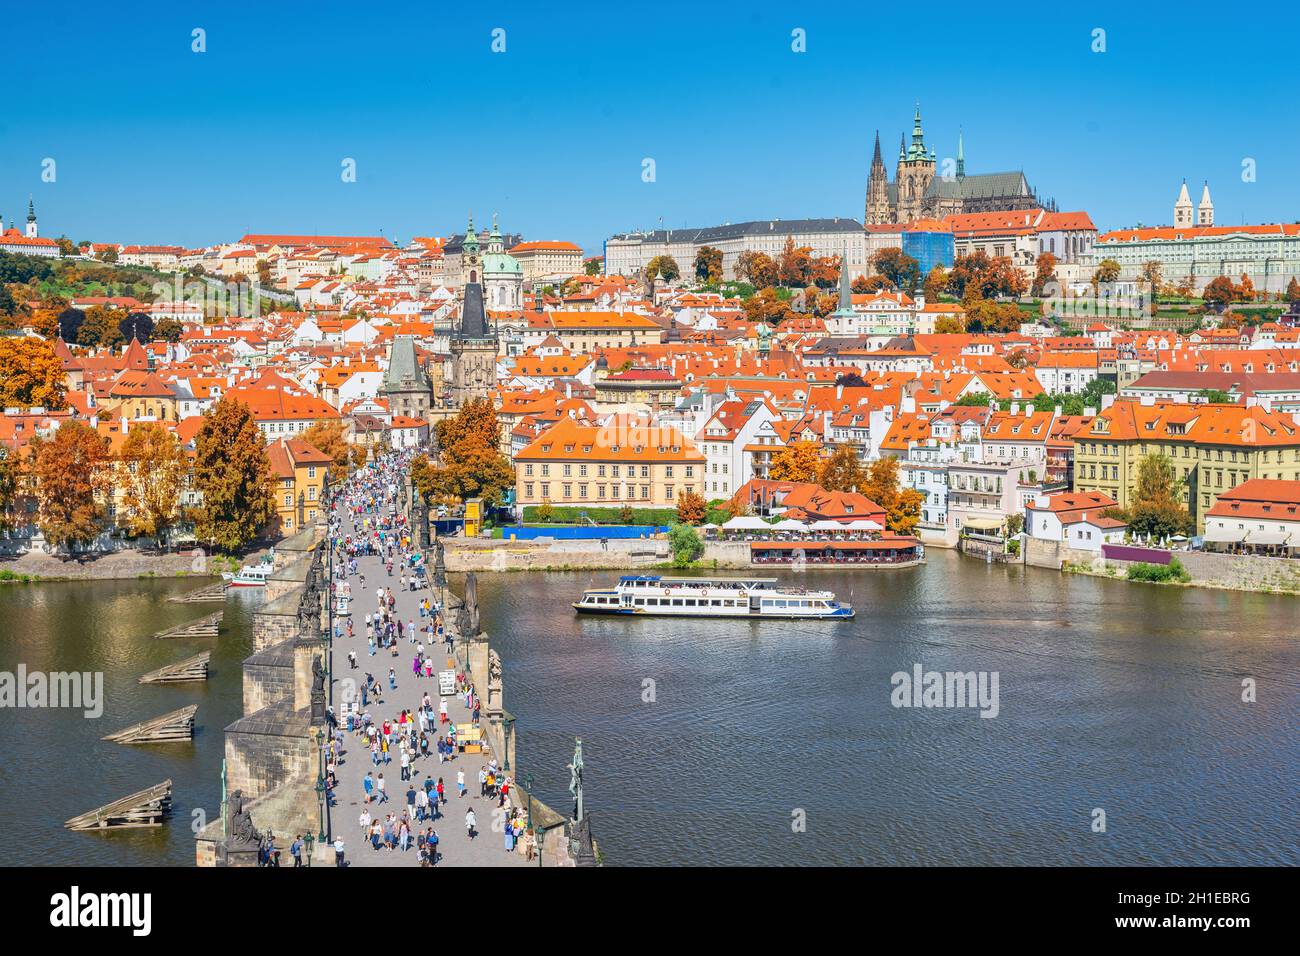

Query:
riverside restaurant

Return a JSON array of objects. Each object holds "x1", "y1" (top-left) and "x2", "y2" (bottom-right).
[
  {"x1": 749, "y1": 538, "x2": 923, "y2": 567},
  {"x1": 702, "y1": 515, "x2": 923, "y2": 567}
]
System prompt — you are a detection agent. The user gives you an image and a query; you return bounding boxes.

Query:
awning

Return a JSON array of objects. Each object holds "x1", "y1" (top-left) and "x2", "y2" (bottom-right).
[
  {"x1": 1245, "y1": 530, "x2": 1292, "y2": 546},
  {"x1": 1201, "y1": 525, "x2": 1246, "y2": 543},
  {"x1": 963, "y1": 517, "x2": 1004, "y2": 531},
  {"x1": 722, "y1": 516, "x2": 770, "y2": 530},
  {"x1": 770, "y1": 519, "x2": 808, "y2": 531}
]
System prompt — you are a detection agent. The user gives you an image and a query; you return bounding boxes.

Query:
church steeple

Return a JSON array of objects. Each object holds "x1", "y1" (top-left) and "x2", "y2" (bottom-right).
[
  {"x1": 464, "y1": 213, "x2": 479, "y2": 254},
  {"x1": 1197, "y1": 181, "x2": 1214, "y2": 227},
  {"x1": 956, "y1": 128, "x2": 965, "y2": 179},
  {"x1": 1174, "y1": 180, "x2": 1194, "y2": 228},
  {"x1": 25, "y1": 196, "x2": 37, "y2": 238}
]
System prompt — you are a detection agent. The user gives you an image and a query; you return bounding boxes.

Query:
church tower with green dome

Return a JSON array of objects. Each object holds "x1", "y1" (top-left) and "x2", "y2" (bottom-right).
[
  {"x1": 482, "y1": 213, "x2": 523, "y2": 310},
  {"x1": 450, "y1": 212, "x2": 499, "y2": 407}
]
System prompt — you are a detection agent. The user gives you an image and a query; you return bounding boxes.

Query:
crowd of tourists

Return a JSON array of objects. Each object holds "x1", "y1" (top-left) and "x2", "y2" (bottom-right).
[{"x1": 319, "y1": 451, "x2": 535, "y2": 867}]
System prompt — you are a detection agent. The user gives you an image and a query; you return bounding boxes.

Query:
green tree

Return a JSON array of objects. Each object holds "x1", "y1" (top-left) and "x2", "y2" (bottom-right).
[
  {"x1": 192, "y1": 397, "x2": 275, "y2": 551},
  {"x1": 668, "y1": 523, "x2": 704, "y2": 568},
  {"x1": 1121, "y1": 453, "x2": 1193, "y2": 540},
  {"x1": 644, "y1": 255, "x2": 680, "y2": 283}
]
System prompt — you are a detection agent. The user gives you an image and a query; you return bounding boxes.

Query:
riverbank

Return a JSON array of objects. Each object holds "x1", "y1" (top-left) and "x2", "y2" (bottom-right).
[
  {"x1": 0, "y1": 549, "x2": 230, "y2": 583},
  {"x1": 1024, "y1": 536, "x2": 1300, "y2": 596},
  {"x1": 445, "y1": 538, "x2": 922, "y2": 573}
]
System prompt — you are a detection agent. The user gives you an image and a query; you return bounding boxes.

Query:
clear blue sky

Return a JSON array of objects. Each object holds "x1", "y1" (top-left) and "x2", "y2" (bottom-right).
[{"x1": 3, "y1": 2, "x2": 1297, "y2": 252}]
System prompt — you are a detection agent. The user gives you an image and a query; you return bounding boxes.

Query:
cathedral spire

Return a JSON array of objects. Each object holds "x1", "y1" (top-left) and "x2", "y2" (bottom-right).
[
  {"x1": 956, "y1": 128, "x2": 965, "y2": 179},
  {"x1": 908, "y1": 102, "x2": 926, "y2": 159},
  {"x1": 872, "y1": 130, "x2": 882, "y2": 165}
]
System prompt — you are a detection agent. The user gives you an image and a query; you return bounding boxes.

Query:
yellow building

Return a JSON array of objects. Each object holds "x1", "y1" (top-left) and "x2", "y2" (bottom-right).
[
  {"x1": 523, "y1": 310, "x2": 664, "y2": 352},
  {"x1": 267, "y1": 437, "x2": 333, "y2": 535},
  {"x1": 514, "y1": 417, "x2": 704, "y2": 509},
  {"x1": 106, "y1": 371, "x2": 180, "y2": 422},
  {"x1": 1072, "y1": 400, "x2": 1300, "y2": 531}
]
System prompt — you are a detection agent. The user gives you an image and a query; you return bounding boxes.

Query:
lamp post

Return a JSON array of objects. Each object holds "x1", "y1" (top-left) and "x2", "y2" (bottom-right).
[
  {"x1": 500, "y1": 713, "x2": 515, "y2": 771},
  {"x1": 313, "y1": 727, "x2": 327, "y2": 843},
  {"x1": 524, "y1": 772, "x2": 534, "y2": 831}
]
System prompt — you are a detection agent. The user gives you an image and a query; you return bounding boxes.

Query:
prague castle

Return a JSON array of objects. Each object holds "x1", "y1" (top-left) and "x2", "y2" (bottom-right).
[{"x1": 864, "y1": 106, "x2": 1041, "y2": 225}]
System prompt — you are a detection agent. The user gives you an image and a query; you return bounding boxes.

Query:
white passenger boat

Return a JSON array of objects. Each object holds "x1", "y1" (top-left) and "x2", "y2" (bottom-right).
[
  {"x1": 573, "y1": 575, "x2": 854, "y2": 619},
  {"x1": 222, "y1": 558, "x2": 274, "y2": 588}
]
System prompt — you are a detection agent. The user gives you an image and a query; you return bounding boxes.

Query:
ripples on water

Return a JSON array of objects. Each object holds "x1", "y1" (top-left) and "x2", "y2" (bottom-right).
[
  {"x1": 0, "y1": 578, "x2": 255, "y2": 866},
  {"x1": 1, "y1": 555, "x2": 1295, "y2": 867},
  {"x1": 469, "y1": 552, "x2": 1299, "y2": 867}
]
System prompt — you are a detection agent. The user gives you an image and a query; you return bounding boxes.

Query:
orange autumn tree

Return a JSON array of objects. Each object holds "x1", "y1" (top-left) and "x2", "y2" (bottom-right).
[
  {"x1": 31, "y1": 420, "x2": 112, "y2": 549},
  {"x1": 816, "y1": 445, "x2": 867, "y2": 492},
  {"x1": 192, "y1": 396, "x2": 275, "y2": 551},
  {"x1": 415, "y1": 398, "x2": 514, "y2": 506},
  {"x1": 860, "y1": 455, "x2": 923, "y2": 535},
  {"x1": 118, "y1": 422, "x2": 188, "y2": 539},
  {"x1": 675, "y1": 488, "x2": 707, "y2": 525},
  {"x1": 0, "y1": 336, "x2": 67, "y2": 410},
  {"x1": 299, "y1": 419, "x2": 351, "y2": 483},
  {"x1": 768, "y1": 440, "x2": 822, "y2": 483}
]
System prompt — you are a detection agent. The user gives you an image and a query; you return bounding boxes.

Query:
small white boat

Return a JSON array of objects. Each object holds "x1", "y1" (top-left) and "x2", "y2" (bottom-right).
[
  {"x1": 223, "y1": 558, "x2": 274, "y2": 588},
  {"x1": 574, "y1": 575, "x2": 854, "y2": 619}
]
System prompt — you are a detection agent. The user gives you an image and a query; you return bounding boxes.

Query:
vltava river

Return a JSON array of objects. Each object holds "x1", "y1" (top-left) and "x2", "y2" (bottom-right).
[
  {"x1": 1, "y1": 552, "x2": 1295, "y2": 866},
  {"x1": 470, "y1": 551, "x2": 1298, "y2": 866}
]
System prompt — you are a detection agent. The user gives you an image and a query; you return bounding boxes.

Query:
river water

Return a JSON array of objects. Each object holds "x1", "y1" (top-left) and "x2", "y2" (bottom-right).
[
  {"x1": 1, "y1": 553, "x2": 1295, "y2": 866},
  {"x1": 469, "y1": 551, "x2": 1298, "y2": 867},
  {"x1": 0, "y1": 577, "x2": 257, "y2": 866}
]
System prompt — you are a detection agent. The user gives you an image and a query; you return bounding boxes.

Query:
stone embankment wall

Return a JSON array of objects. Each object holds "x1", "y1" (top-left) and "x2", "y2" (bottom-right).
[
  {"x1": 1026, "y1": 535, "x2": 1300, "y2": 594},
  {"x1": 0, "y1": 549, "x2": 216, "y2": 581},
  {"x1": 446, "y1": 538, "x2": 756, "y2": 572}
]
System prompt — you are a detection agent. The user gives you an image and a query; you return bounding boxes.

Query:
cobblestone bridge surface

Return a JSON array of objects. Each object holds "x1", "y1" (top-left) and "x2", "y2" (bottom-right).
[{"x1": 328, "y1": 532, "x2": 530, "y2": 868}]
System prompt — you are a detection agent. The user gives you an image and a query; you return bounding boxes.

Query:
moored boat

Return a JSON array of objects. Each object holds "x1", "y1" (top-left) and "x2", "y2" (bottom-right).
[
  {"x1": 222, "y1": 558, "x2": 274, "y2": 588},
  {"x1": 573, "y1": 575, "x2": 854, "y2": 619}
]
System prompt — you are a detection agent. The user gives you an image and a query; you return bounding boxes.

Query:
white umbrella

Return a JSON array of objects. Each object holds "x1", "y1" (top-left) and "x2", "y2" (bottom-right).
[
  {"x1": 771, "y1": 519, "x2": 808, "y2": 532},
  {"x1": 722, "y1": 516, "x2": 770, "y2": 530},
  {"x1": 847, "y1": 519, "x2": 882, "y2": 531},
  {"x1": 809, "y1": 519, "x2": 845, "y2": 531}
]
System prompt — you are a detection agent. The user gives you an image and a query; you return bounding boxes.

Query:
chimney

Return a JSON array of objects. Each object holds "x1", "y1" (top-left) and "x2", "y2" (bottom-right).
[
  {"x1": 1025, "y1": 403, "x2": 1034, "y2": 416},
  {"x1": 1054, "y1": 404, "x2": 1062, "y2": 417},
  {"x1": 1010, "y1": 402, "x2": 1020, "y2": 416}
]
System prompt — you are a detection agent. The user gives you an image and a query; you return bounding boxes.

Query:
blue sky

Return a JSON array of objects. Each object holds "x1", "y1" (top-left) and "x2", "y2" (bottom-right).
[{"x1": 3, "y1": 2, "x2": 1297, "y2": 252}]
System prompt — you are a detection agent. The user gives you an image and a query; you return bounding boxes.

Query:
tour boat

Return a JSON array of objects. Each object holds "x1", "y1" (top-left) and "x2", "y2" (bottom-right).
[
  {"x1": 573, "y1": 575, "x2": 854, "y2": 619},
  {"x1": 223, "y1": 558, "x2": 274, "y2": 588}
]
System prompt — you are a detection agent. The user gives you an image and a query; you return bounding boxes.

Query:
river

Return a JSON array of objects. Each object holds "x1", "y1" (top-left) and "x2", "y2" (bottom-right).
[
  {"x1": 1, "y1": 553, "x2": 1295, "y2": 866},
  {"x1": 469, "y1": 551, "x2": 1298, "y2": 866},
  {"x1": 0, "y1": 577, "x2": 256, "y2": 866}
]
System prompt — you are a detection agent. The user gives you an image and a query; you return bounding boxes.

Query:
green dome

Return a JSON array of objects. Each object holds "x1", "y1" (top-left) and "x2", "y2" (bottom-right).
[{"x1": 483, "y1": 251, "x2": 522, "y2": 275}]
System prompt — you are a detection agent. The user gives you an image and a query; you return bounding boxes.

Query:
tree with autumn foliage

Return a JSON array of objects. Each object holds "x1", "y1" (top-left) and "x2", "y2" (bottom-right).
[
  {"x1": 816, "y1": 445, "x2": 867, "y2": 493},
  {"x1": 191, "y1": 396, "x2": 275, "y2": 551},
  {"x1": 860, "y1": 455, "x2": 923, "y2": 535},
  {"x1": 1031, "y1": 252, "x2": 1058, "y2": 297},
  {"x1": 872, "y1": 247, "x2": 921, "y2": 294},
  {"x1": 694, "y1": 246, "x2": 723, "y2": 284},
  {"x1": 768, "y1": 440, "x2": 822, "y2": 483},
  {"x1": 0, "y1": 446, "x2": 22, "y2": 532},
  {"x1": 1286, "y1": 277, "x2": 1300, "y2": 304},
  {"x1": 675, "y1": 488, "x2": 707, "y2": 525},
  {"x1": 31, "y1": 420, "x2": 112, "y2": 550},
  {"x1": 117, "y1": 422, "x2": 188, "y2": 539},
  {"x1": 0, "y1": 336, "x2": 67, "y2": 410},
  {"x1": 299, "y1": 419, "x2": 351, "y2": 483},
  {"x1": 644, "y1": 255, "x2": 680, "y2": 283},
  {"x1": 415, "y1": 398, "x2": 514, "y2": 507},
  {"x1": 1201, "y1": 276, "x2": 1235, "y2": 312},
  {"x1": 734, "y1": 251, "x2": 778, "y2": 288},
  {"x1": 922, "y1": 265, "x2": 948, "y2": 302}
]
